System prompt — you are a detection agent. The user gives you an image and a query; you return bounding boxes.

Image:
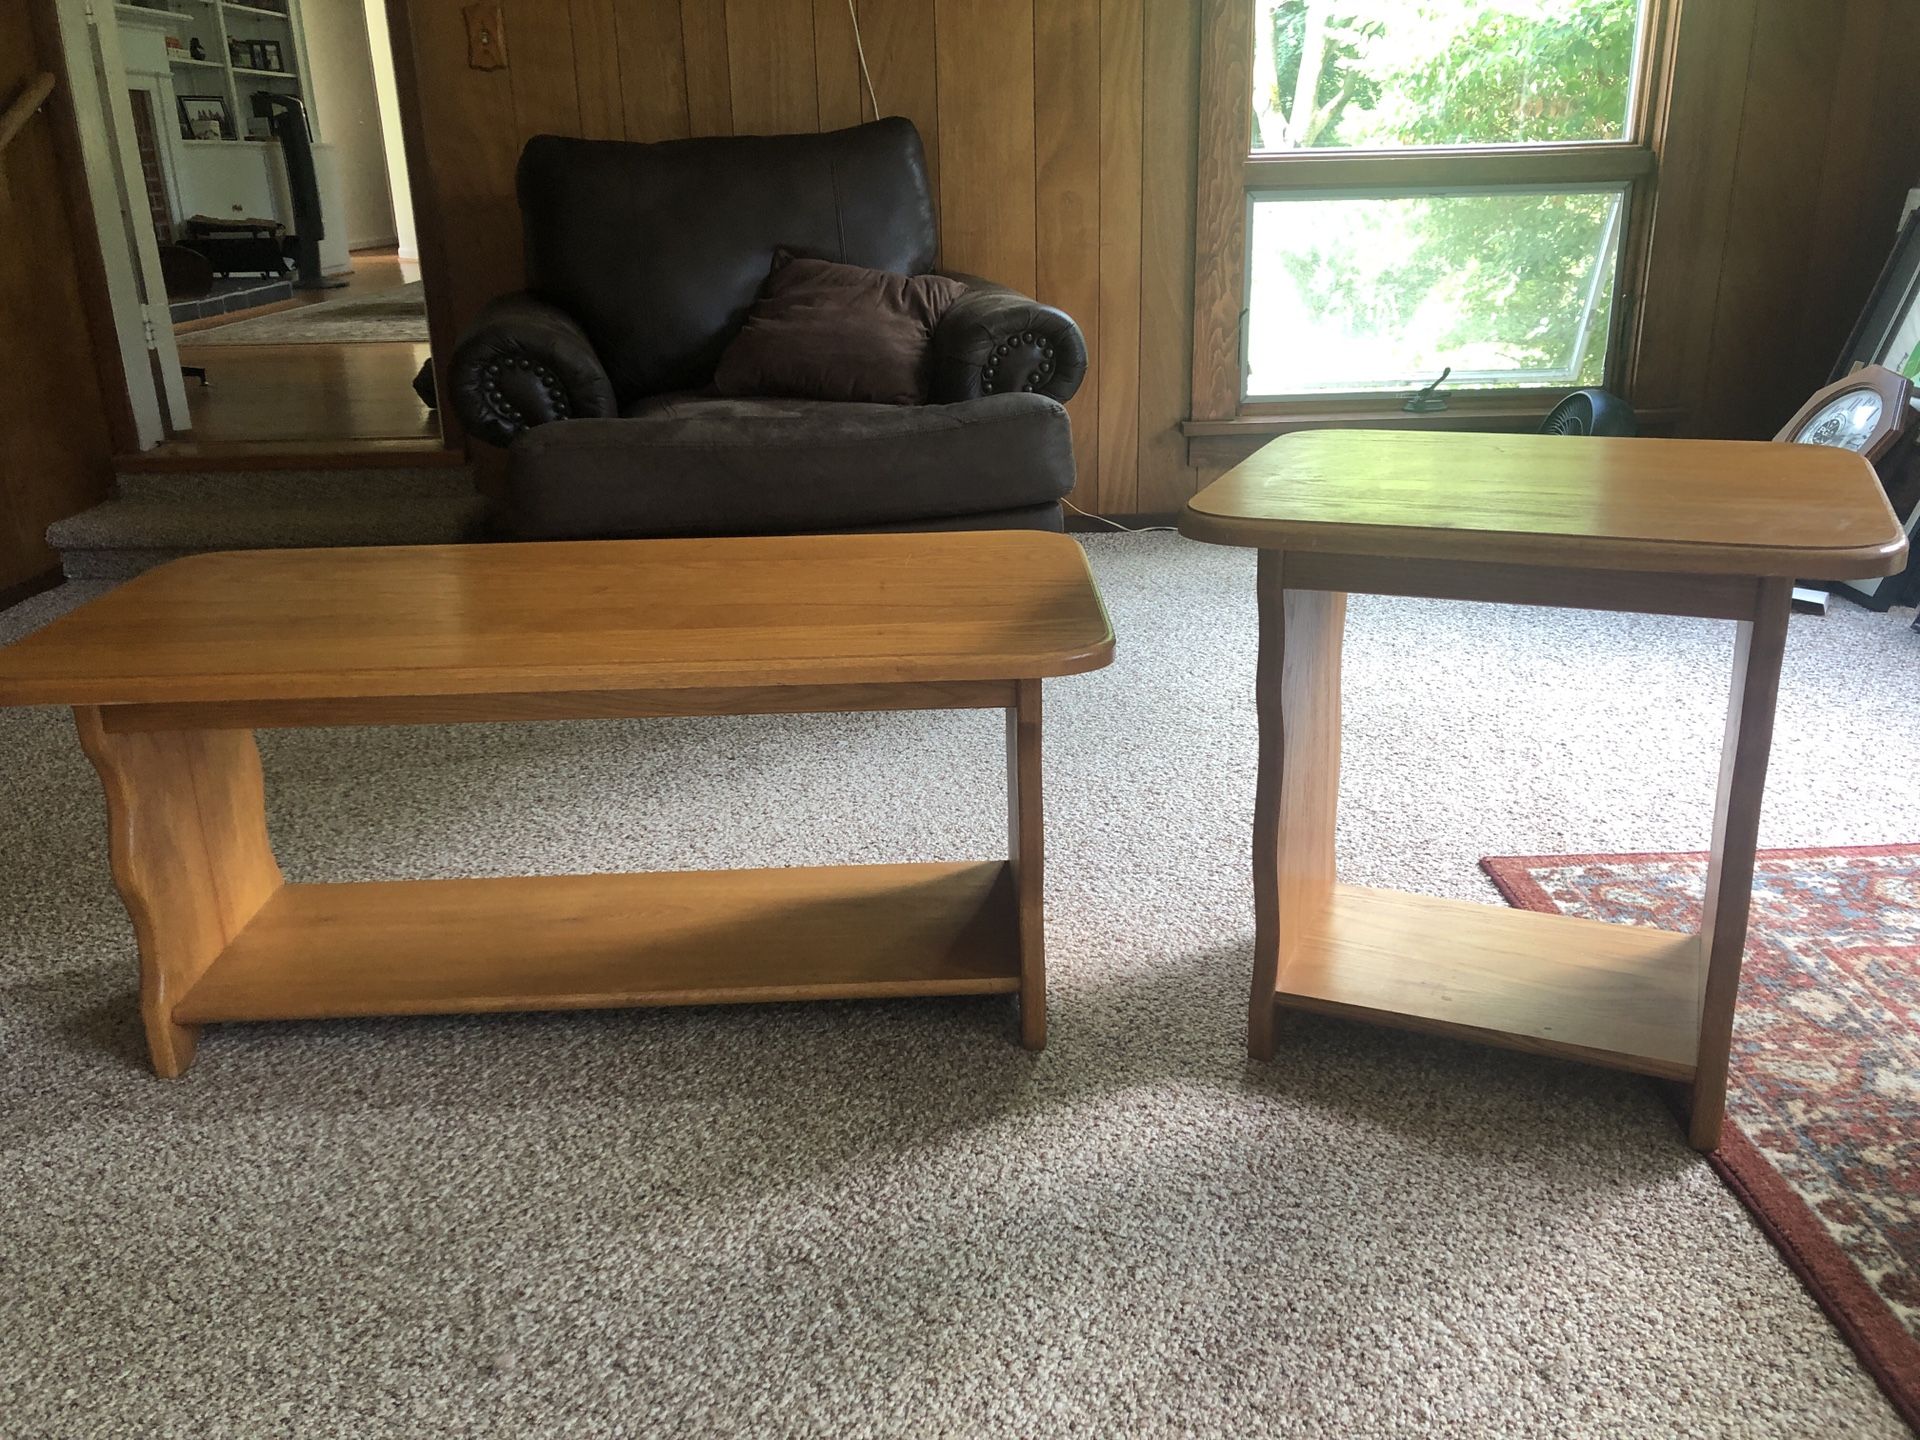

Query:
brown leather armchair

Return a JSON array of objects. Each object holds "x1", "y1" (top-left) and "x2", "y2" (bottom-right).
[{"x1": 450, "y1": 118, "x2": 1086, "y2": 539}]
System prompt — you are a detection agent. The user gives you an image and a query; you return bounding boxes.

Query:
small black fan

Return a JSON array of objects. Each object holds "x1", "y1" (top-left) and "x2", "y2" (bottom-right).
[{"x1": 1538, "y1": 388, "x2": 1638, "y2": 437}]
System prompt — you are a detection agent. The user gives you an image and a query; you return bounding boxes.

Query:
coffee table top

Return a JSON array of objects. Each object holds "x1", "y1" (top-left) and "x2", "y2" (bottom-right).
[
  {"x1": 0, "y1": 533, "x2": 1114, "y2": 706},
  {"x1": 1181, "y1": 430, "x2": 1908, "y2": 578}
]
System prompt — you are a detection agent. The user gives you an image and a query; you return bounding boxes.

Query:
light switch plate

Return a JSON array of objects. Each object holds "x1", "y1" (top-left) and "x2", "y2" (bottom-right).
[{"x1": 464, "y1": 3, "x2": 507, "y2": 71}]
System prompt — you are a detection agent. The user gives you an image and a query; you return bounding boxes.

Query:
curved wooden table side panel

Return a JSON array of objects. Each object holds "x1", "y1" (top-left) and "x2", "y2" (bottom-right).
[{"x1": 73, "y1": 709, "x2": 284, "y2": 1077}]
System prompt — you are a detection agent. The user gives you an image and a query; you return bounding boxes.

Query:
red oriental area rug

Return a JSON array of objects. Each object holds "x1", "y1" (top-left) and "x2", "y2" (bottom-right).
[{"x1": 1482, "y1": 844, "x2": 1920, "y2": 1430}]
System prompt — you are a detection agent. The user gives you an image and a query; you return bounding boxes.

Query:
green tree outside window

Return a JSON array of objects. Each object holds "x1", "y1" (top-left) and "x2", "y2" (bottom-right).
[{"x1": 1247, "y1": 0, "x2": 1644, "y2": 395}]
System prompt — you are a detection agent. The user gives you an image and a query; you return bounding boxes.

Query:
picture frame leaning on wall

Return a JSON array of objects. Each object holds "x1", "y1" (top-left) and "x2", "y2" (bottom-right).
[{"x1": 1835, "y1": 209, "x2": 1920, "y2": 384}]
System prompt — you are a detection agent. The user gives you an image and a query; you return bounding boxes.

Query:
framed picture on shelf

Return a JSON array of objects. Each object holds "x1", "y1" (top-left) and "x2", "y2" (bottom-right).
[
  {"x1": 261, "y1": 40, "x2": 285, "y2": 71},
  {"x1": 1833, "y1": 211, "x2": 1920, "y2": 383},
  {"x1": 176, "y1": 93, "x2": 232, "y2": 141},
  {"x1": 228, "y1": 37, "x2": 252, "y2": 67}
]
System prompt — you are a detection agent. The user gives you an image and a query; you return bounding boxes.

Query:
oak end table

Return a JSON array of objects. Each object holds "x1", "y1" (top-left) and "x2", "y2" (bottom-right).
[
  {"x1": 1180, "y1": 430, "x2": 1908, "y2": 1150},
  {"x1": 0, "y1": 532, "x2": 1113, "y2": 1076}
]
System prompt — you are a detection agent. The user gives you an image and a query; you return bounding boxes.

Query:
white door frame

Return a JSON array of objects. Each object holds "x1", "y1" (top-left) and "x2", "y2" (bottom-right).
[{"x1": 54, "y1": 0, "x2": 193, "y2": 447}]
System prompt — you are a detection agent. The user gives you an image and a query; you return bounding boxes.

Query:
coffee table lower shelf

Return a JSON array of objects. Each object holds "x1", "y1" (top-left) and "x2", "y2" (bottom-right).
[
  {"x1": 1275, "y1": 886, "x2": 1703, "y2": 1081},
  {"x1": 173, "y1": 859, "x2": 1021, "y2": 1025}
]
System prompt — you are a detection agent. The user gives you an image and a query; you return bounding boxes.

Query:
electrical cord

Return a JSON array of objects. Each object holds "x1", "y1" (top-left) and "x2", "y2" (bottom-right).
[
  {"x1": 1063, "y1": 499, "x2": 1177, "y2": 534},
  {"x1": 847, "y1": 0, "x2": 880, "y2": 119}
]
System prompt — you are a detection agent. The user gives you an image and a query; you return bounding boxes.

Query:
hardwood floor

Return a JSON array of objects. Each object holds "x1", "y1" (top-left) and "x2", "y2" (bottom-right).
[
  {"x1": 170, "y1": 341, "x2": 440, "y2": 444},
  {"x1": 117, "y1": 438, "x2": 468, "y2": 472},
  {"x1": 169, "y1": 251, "x2": 443, "y2": 448}
]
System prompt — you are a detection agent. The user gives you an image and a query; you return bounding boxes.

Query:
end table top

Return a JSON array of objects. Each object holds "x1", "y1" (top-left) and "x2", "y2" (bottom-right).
[
  {"x1": 0, "y1": 533, "x2": 1115, "y2": 706},
  {"x1": 1180, "y1": 430, "x2": 1908, "y2": 579}
]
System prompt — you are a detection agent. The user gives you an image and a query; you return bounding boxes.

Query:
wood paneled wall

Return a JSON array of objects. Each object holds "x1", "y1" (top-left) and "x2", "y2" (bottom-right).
[
  {"x1": 393, "y1": 0, "x2": 1918, "y2": 513},
  {"x1": 0, "y1": 1, "x2": 121, "y2": 593},
  {"x1": 392, "y1": 0, "x2": 1201, "y2": 516},
  {"x1": 1635, "y1": 0, "x2": 1920, "y2": 443}
]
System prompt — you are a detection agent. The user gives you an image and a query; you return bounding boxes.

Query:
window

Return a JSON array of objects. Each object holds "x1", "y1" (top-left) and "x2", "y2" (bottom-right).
[
  {"x1": 1208, "y1": 0, "x2": 1664, "y2": 410},
  {"x1": 1245, "y1": 187, "x2": 1627, "y2": 398}
]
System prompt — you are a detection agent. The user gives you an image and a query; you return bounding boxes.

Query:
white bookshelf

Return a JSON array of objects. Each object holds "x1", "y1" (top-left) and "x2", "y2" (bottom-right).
[
  {"x1": 118, "y1": 0, "x2": 314, "y2": 143},
  {"x1": 115, "y1": 0, "x2": 349, "y2": 274}
]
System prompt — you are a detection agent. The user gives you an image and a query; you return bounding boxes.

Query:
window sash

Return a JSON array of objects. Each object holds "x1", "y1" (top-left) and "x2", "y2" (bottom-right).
[
  {"x1": 1247, "y1": 0, "x2": 1663, "y2": 159},
  {"x1": 1232, "y1": 144, "x2": 1655, "y2": 407},
  {"x1": 1240, "y1": 181, "x2": 1631, "y2": 402},
  {"x1": 1243, "y1": 143, "x2": 1655, "y2": 192}
]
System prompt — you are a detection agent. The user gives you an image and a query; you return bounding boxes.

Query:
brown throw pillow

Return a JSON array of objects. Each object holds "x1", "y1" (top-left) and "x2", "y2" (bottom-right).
[{"x1": 713, "y1": 252, "x2": 966, "y2": 406}]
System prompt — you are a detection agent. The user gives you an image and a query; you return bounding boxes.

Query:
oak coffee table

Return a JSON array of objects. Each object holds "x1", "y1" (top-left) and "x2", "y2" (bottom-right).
[
  {"x1": 0, "y1": 532, "x2": 1113, "y2": 1076},
  {"x1": 1180, "y1": 430, "x2": 1908, "y2": 1150}
]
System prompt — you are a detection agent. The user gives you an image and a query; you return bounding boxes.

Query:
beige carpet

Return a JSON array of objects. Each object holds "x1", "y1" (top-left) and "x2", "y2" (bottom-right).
[{"x1": 2, "y1": 535, "x2": 1917, "y2": 1437}]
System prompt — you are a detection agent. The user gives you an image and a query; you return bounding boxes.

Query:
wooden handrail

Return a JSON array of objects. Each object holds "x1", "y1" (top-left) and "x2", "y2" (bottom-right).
[{"x1": 0, "y1": 73, "x2": 55, "y2": 158}]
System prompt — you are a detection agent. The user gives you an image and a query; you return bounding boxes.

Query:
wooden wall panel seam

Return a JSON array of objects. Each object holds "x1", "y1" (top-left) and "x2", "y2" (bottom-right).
[
  {"x1": 727, "y1": 0, "x2": 820, "y2": 135},
  {"x1": 1684, "y1": 2, "x2": 1770, "y2": 423},
  {"x1": 681, "y1": 0, "x2": 733, "y2": 136},
  {"x1": 1135, "y1": 0, "x2": 1201, "y2": 514},
  {"x1": 1789, "y1": 0, "x2": 1889, "y2": 388},
  {"x1": 568, "y1": 0, "x2": 625, "y2": 140},
  {"x1": 1188, "y1": 0, "x2": 1249, "y2": 424},
  {"x1": 1029, "y1": 0, "x2": 1041, "y2": 345},
  {"x1": 933, "y1": 0, "x2": 1038, "y2": 296},
  {"x1": 506, "y1": 0, "x2": 584, "y2": 143},
  {"x1": 859, "y1": 0, "x2": 940, "y2": 213},
  {"x1": 813, "y1": 0, "x2": 864, "y2": 132},
  {"x1": 1034, "y1": 0, "x2": 1103, "y2": 509},
  {"x1": 1623, "y1": 0, "x2": 1756, "y2": 415},
  {"x1": 1096, "y1": 0, "x2": 1144, "y2": 513},
  {"x1": 611, "y1": 0, "x2": 693, "y2": 142},
  {"x1": 1695, "y1": 0, "x2": 1849, "y2": 437}
]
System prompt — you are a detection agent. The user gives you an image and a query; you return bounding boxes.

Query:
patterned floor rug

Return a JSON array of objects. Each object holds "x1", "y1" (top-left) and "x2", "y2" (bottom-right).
[
  {"x1": 183, "y1": 280, "x2": 428, "y2": 345},
  {"x1": 1483, "y1": 845, "x2": 1920, "y2": 1430}
]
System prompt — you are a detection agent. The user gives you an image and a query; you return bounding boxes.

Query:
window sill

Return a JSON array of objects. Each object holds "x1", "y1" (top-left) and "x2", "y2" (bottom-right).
[{"x1": 1182, "y1": 402, "x2": 1683, "y2": 468}]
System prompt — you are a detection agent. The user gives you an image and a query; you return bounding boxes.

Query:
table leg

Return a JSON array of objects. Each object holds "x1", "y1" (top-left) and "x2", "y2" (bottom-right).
[
  {"x1": 1690, "y1": 578, "x2": 1792, "y2": 1150},
  {"x1": 1007, "y1": 678, "x2": 1045, "y2": 1050},
  {"x1": 1250, "y1": 553, "x2": 1346, "y2": 1061},
  {"x1": 73, "y1": 708, "x2": 284, "y2": 1077}
]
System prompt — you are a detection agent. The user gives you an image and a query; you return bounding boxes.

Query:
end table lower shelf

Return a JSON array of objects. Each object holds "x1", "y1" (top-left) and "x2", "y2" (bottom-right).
[{"x1": 1276, "y1": 885, "x2": 1701, "y2": 1082}]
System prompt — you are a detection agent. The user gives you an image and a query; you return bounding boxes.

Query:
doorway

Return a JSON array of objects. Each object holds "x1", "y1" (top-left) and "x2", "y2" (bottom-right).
[{"x1": 79, "y1": 0, "x2": 439, "y2": 453}]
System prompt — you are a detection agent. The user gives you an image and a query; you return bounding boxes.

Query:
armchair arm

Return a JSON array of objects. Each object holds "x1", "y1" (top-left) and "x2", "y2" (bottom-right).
[
  {"x1": 449, "y1": 292, "x2": 618, "y2": 448},
  {"x1": 927, "y1": 275, "x2": 1087, "y2": 406}
]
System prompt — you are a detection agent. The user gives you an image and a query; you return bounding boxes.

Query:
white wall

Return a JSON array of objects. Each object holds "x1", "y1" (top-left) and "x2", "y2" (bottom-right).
[
  {"x1": 302, "y1": 0, "x2": 396, "y2": 252},
  {"x1": 361, "y1": 0, "x2": 416, "y2": 261}
]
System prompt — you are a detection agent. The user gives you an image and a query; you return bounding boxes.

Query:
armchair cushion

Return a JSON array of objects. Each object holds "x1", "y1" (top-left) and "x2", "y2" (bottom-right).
[
  {"x1": 713, "y1": 253, "x2": 966, "y2": 406},
  {"x1": 449, "y1": 292, "x2": 618, "y2": 447},
  {"x1": 501, "y1": 393, "x2": 1074, "y2": 541},
  {"x1": 929, "y1": 277, "x2": 1088, "y2": 406}
]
